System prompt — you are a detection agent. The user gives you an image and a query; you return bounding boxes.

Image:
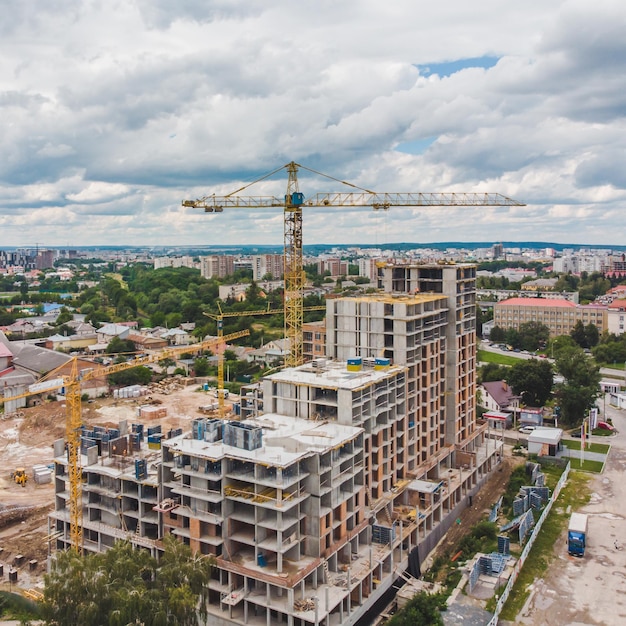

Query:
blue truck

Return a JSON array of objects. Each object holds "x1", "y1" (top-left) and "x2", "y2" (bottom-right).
[{"x1": 567, "y1": 512, "x2": 588, "y2": 557}]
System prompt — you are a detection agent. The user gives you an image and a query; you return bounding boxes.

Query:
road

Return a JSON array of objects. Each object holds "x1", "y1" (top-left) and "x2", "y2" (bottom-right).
[{"x1": 515, "y1": 394, "x2": 626, "y2": 625}]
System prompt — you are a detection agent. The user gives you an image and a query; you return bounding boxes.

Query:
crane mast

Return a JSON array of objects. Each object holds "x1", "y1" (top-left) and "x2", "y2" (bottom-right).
[{"x1": 183, "y1": 161, "x2": 525, "y2": 367}]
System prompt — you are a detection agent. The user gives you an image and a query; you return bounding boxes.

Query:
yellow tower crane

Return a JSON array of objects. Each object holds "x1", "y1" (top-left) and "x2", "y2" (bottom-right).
[
  {"x1": 0, "y1": 329, "x2": 249, "y2": 553},
  {"x1": 183, "y1": 161, "x2": 524, "y2": 367},
  {"x1": 204, "y1": 303, "x2": 326, "y2": 417}
]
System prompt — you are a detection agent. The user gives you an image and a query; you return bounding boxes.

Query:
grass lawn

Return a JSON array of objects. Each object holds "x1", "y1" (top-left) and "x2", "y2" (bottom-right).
[
  {"x1": 477, "y1": 350, "x2": 522, "y2": 366},
  {"x1": 561, "y1": 440, "x2": 609, "y2": 454},
  {"x1": 499, "y1": 469, "x2": 591, "y2": 621}
]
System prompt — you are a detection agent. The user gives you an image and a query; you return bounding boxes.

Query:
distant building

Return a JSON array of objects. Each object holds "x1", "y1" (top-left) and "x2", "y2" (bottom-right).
[
  {"x1": 479, "y1": 380, "x2": 520, "y2": 415},
  {"x1": 494, "y1": 297, "x2": 607, "y2": 336},
  {"x1": 200, "y1": 255, "x2": 235, "y2": 279},
  {"x1": 153, "y1": 256, "x2": 195, "y2": 270},
  {"x1": 607, "y1": 299, "x2": 626, "y2": 335},
  {"x1": 318, "y1": 258, "x2": 348, "y2": 277},
  {"x1": 302, "y1": 319, "x2": 326, "y2": 362},
  {"x1": 251, "y1": 254, "x2": 283, "y2": 280}
]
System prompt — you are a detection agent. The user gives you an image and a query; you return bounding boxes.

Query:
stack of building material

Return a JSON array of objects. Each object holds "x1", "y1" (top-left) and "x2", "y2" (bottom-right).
[
  {"x1": 294, "y1": 598, "x2": 316, "y2": 612},
  {"x1": 32, "y1": 464, "x2": 52, "y2": 484},
  {"x1": 139, "y1": 405, "x2": 167, "y2": 419}
]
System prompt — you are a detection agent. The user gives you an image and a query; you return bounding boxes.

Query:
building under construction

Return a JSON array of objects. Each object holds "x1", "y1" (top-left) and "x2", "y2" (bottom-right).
[{"x1": 48, "y1": 261, "x2": 503, "y2": 626}]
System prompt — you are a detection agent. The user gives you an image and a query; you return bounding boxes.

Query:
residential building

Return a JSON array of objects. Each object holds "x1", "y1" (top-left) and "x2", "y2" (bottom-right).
[
  {"x1": 357, "y1": 258, "x2": 378, "y2": 283},
  {"x1": 374, "y1": 262, "x2": 479, "y2": 449},
  {"x1": 479, "y1": 381, "x2": 520, "y2": 416},
  {"x1": 48, "y1": 260, "x2": 503, "y2": 626},
  {"x1": 607, "y1": 299, "x2": 626, "y2": 335},
  {"x1": 318, "y1": 258, "x2": 348, "y2": 277},
  {"x1": 154, "y1": 256, "x2": 195, "y2": 270},
  {"x1": 251, "y1": 254, "x2": 283, "y2": 281},
  {"x1": 494, "y1": 297, "x2": 607, "y2": 336},
  {"x1": 302, "y1": 320, "x2": 326, "y2": 362},
  {"x1": 200, "y1": 255, "x2": 235, "y2": 279}
]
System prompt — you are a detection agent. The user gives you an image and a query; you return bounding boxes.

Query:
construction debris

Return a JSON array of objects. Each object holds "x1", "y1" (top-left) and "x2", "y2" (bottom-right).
[{"x1": 294, "y1": 598, "x2": 316, "y2": 612}]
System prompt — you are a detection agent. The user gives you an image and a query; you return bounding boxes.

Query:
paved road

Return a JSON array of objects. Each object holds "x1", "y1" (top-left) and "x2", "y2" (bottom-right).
[{"x1": 516, "y1": 394, "x2": 626, "y2": 625}]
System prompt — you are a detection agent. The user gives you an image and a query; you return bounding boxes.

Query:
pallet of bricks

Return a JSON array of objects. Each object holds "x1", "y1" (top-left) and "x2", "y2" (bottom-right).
[{"x1": 32, "y1": 464, "x2": 52, "y2": 484}]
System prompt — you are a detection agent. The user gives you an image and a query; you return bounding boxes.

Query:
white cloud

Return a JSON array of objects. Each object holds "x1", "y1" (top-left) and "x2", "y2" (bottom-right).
[{"x1": 0, "y1": 0, "x2": 625, "y2": 247}]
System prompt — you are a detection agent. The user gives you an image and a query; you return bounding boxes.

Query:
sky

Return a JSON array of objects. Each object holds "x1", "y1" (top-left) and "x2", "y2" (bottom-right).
[{"x1": 1, "y1": 0, "x2": 625, "y2": 248}]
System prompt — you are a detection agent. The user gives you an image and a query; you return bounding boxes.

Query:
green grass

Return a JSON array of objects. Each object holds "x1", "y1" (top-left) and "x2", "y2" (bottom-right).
[
  {"x1": 499, "y1": 469, "x2": 591, "y2": 621},
  {"x1": 569, "y1": 459, "x2": 604, "y2": 473},
  {"x1": 561, "y1": 440, "x2": 609, "y2": 454},
  {"x1": 477, "y1": 350, "x2": 521, "y2": 366}
]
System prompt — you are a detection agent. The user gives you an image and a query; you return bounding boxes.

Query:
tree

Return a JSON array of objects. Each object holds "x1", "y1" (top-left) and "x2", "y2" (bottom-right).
[
  {"x1": 517, "y1": 321, "x2": 549, "y2": 351},
  {"x1": 194, "y1": 357, "x2": 210, "y2": 377},
  {"x1": 584, "y1": 323, "x2": 599, "y2": 348},
  {"x1": 108, "y1": 366, "x2": 153, "y2": 386},
  {"x1": 489, "y1": 325, "x2": 506, "y2": 343},
  {"x1": 42, "y1": 536, "x2": 214, "y2": 626},
  {"x1": 570, "y1": 320, "x2": 587, "y2": 348},
  {"x1": 507, "y1": 359, "x2": 553, "y2": 406},
  {"x1": 106, "y1": 336, "x2": 137, "y2": 355},
  {"x1": 554, "y1": 345, "x2": 601, "y2": 425},
  {"x1": 386, "y1": 591, "x2": 446, "y2": 626},
  {"x1": 478, "y1": 363, "x2": 510, "y2": 384}
]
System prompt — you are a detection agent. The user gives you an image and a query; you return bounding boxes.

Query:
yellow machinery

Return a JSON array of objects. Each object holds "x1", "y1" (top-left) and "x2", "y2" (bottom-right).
[
  {"x1": 0, "y1": 329, "x2": 249, "y2": 552},
  {"x1": 204, "y1": 303, "x2": 325, "y2": 417},
  {"x1": 183, "y1": 161, "x2": 524, "y2": 367},
  {"x1": 11, "y1": 468, "x2": 27, "y2": 487}
]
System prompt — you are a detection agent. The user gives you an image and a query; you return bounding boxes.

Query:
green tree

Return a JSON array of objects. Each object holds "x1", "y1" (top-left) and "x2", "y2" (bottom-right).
[
  {"x1": 42, "y1": 536, "x2": 213, "y2": 626},
  {"x1": 386, "y1": 591, "x2": 446, "y2": 626},
  {"x1": 570, "y1": 320, "x2": 587, "y2": 348},
  {"x1": 193, "y1": 357, "x2": 210, "y2": 377},
  {"x1": 478, "y1": 363, "x2": 510, "y2": 384},
  {"x1": 108, "y1": 366, "x2": 153, "y2": 386},
  {"x1": 554, "y1": 346, "x2": 601, "y2": 425},
  {"x1": 489, "y1": 325, "x2": 506, "y2": 343},
  {"x1": 584, "y1": 323, "x2": 599, "y2": 348},
  {"x1": 517, "y1": 321, "x2": 549, "y2": 351},
  {"x1": 507, "y1": 359, "x2": 553, "y2": 406},
  {"x1": 106, "y1": 336, "x2": 137, "y2": 355}
]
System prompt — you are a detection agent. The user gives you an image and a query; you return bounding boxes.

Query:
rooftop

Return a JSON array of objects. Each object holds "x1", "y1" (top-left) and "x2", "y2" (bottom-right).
[
  {"x1": 266, "y1": 359, "x2": 406, "y2": 390},
  {"x1": 498, "y1": 297, "x2": 576, "y2": 308},
  {"x1": 165, "y1": 413, "x2": 363, "y2": 467}
]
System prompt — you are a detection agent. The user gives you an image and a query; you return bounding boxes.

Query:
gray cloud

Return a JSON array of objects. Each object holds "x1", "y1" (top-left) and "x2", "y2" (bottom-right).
[{"x1": 0, "y1": 0, "x2": 625, "y2": 246}]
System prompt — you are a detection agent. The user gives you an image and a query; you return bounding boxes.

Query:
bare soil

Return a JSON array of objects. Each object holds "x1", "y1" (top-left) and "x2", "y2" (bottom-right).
[{"x1": 429, "y1": 453, "x2": 524, "y2": 564}]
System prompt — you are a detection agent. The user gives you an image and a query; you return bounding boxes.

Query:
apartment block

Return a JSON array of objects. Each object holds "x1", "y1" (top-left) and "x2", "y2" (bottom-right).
[
  {"x1": 318, "y1": 258, "x2": 348, "y2": 277},
  {"x1": 50, "y1": 421, "x2": 170, "y2": 557},
  {"x1": 154, "y1": 256, "x2": 195, "y2": 270},
  {"x1": 494, "y1": 297, "x2": 608, "y2": 336},
  {"x1": 201, "y1": 255, "x2": 236, "y2": 279},
  {"x1": 252, "y1": 254, "x2": 284, "y2": 281},
  {"x1": 302, "y1": 320, "x2": 326, "y2": 362},
  {"x1": 373, "y1": 261, "x2": 478, "y2": 447},
  {"x1": 48, "y1": 259, "x2": 503, "y2": 626}
]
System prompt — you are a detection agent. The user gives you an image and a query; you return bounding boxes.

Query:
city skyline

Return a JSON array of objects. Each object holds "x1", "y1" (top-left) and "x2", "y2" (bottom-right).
[{"x1": 2, "y1": 1, "x2": 625, "y2": 247}]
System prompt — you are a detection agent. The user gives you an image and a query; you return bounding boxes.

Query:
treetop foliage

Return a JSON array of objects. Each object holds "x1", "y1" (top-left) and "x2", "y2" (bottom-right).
[{"x1": 42, "y1": 537, "x2": 214, "y2": 626}]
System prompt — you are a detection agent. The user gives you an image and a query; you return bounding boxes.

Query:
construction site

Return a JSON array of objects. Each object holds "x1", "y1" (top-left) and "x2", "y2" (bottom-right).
[{"x1": 0, "y1": 164, "x2": 523, "y2": 624}]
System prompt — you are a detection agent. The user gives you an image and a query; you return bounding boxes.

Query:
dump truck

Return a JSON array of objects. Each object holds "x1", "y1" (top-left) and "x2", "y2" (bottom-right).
[{"x1": 568, "y1": 512, "x2": 588, "y2": 557}]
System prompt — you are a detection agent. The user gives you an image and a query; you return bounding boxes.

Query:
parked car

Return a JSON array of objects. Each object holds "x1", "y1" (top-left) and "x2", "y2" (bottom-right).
[
  {"x1": 571, "y1": 430, "x2": 582, "y2": 438},
  {"x1": 597, "y1": 421, "x2": 616, "y2": 431},
  {"x1": 518, "y1": 425, "x2": 536, "y2": 435}
]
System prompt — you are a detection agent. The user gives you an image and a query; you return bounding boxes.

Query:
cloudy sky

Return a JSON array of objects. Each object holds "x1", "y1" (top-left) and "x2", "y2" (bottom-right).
[{"x1": 1, "y1": 0, "x2": 625, "y2": 248}]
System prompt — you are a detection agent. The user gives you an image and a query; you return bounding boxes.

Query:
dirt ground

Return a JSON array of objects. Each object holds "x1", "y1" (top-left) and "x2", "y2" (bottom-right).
[
  {"x1": 515, "y1": 395, "x2": 626, "y2": 626},
  {"x1": 0, "y1": 381, "x2": 224, "y2": 591},
  {"x1": 430, "y1": 453, "x2": 524, "y2": 564}
]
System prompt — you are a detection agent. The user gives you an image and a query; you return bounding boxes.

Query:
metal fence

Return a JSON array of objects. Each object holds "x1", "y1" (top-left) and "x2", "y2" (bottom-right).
[{"x1": 486, "y1": 461, "x2": 571, "y2": 626}]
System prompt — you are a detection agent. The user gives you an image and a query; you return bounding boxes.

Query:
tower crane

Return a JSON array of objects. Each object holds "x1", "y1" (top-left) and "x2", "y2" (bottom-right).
[
  {"x1": 0, "y1": 329, "x2": 249, "y2": 553},
  {"x1": 183, "y1": 161, "x2": 524, "y2": 367},
  {"x1": 204, "y1": 303, "x2": 326, "y2": 417}
]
